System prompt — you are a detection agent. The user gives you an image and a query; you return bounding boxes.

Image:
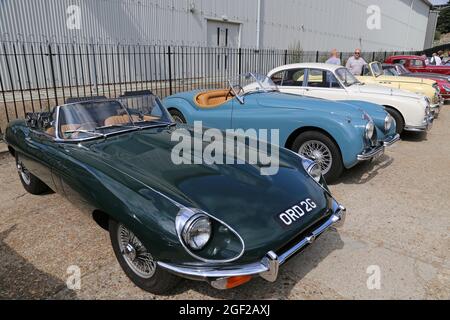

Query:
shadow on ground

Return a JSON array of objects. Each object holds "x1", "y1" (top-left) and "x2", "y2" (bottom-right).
[
  {"x1": 0, "y1": 225, "x2": 77, "y2": 299},
  {"x1": 168, "y1": 230, "x2": 344, "y2": 299},
  {"x1": 333, "y1": 154, "x2": 394, "y2": 185},
  {"x1": 400, "y1": 131, "x2": 428, "y2": 142}
]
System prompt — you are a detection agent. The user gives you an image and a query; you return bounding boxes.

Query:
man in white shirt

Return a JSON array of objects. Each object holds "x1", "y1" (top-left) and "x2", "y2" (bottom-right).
[
  {"x1": 345, "y1": 49, "x2": 367, "y2": 75},
  {"x1": 325, "y1": 49, "x2": 341, "y2": 65},
  {"x1": 431, "y1": 53, "x2": 442, "y2": 66}
]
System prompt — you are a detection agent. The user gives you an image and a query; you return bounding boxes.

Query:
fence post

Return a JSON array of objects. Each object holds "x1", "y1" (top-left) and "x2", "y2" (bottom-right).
[
  {"x1": 238, "y1": 48, "x2": 242, "y2": 75},
  {"x1": 315, "y1": 51, "x2": 319, "y2": 62},
  {"x1": 284, "y1": 49, "x2": 288, "y2": 65},
  {"x1": 384, "y1": 51, "x2": 387, "y2": 60},
  {"x1": 372, "y1": 52, "x2": 375, "y2": 62},
  {"x1": 48, "y1": 44, "x2": 59, "y2": 107},
  {"x1": 167, "y1": 46, "x2": 173, "y2": 96}
]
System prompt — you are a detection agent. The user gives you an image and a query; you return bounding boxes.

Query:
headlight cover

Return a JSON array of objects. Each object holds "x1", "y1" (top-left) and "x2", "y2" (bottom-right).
[
  {"x1": 307, "y1": 162, "x2": 322, "y2": 183},
  {"x1": 300, "y1": 156, "x2": 329, "y2": 190},
  {"x1": 365, "y1": 121, "x2": 375, "y2": 140},
  {"x1": 182, "y1": 214, "x2": 212, "y2": 250},
  {"x1": 384, "y1": 114, "x2": 393, "y2": 132},
  {"x1": 175, "y1": 208, "x2": 245, "y2": 263}
]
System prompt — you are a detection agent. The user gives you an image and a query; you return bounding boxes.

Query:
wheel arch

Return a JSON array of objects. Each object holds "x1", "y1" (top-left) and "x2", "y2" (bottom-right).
[
  {"x1": 383, "y1": 105, "x2": 405, "y2": 127},
  {"x1": 92, "y1": 209, "x2": 110, "y2": 231},
  {"x1": 285, "y1": 126, "x2": 343, "y2": 159},
  {"x1": 8, "y1": 146, "x2": 15, "y2": 157}
]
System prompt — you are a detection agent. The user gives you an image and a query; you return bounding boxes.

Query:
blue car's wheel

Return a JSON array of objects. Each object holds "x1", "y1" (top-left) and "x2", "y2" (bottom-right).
[
  {"x1": 292, "y1": 131, "x2": 343, "y2": 183},
  {"x1": 169, "y1": 109, "x2": 186, "y2": 124},
  {"x1": 109, "y1": 219, "x2": 180, "y2": 294}
]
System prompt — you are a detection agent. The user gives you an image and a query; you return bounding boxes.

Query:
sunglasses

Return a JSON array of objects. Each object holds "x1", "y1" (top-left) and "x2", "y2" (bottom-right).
[{"x1": 355, "y1": 52, "x2": 361, "y2": 55}]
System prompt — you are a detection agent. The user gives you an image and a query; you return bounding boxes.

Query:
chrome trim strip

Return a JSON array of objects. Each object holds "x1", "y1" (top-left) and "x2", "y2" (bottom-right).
[
  {"x1": 157, "y1": 202, "x2": 346, "y2": 282},
  {"x1": 357, "y1": 145, "x2": 385, "y2": 161},
  {"x1": 383, "y1": 134, "x2": 400, "y2": 147}
]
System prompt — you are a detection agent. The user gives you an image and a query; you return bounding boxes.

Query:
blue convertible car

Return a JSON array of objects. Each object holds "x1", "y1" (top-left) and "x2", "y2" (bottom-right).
[{"x1": 163, "y1": 73, "x2": 399, "y2": 182}]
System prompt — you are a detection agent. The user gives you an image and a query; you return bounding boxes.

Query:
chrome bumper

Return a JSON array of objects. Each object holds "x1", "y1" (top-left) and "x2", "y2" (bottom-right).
[
  {"x1": 383, "y1": 134, "x2": 400, "y2": 147},
  {"x1": 157, "y1": 201, "x2": 346, "y2": 287},
  {"x1": 404, "y1": 114, "x2": 434, "y2": 132},
  {"x1": 430, "y1": 103, "x2": 441, "y2": 116},
  {"x1": 357, "y1": 145, "x2": 385, "y2": 161}
]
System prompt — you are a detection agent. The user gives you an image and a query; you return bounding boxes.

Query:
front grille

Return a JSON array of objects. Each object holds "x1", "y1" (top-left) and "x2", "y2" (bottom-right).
[{"x1": 370, "y1": 129, "x2": 378, "y2": 147}]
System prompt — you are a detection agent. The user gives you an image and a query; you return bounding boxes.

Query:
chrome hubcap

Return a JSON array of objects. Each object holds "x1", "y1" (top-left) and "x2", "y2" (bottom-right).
[
  {"x1": 299, "y1": 140, "x2": 333, "y2": 175},
  {"x1": 117, "y1": 224, "x2": 156, "y2": 279},
  {"x1": 17, "y1": 163, "x2": 31, "y2": 185}
]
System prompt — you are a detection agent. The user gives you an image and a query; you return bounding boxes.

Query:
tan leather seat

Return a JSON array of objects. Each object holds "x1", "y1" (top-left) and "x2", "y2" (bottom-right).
[
  {"x1": 46, "y1": 124, "x2": 82, "y2": 138},
  {"x1": 104, "y1": 115, "x2": 131, "y2": 127},
  {"x1": 130, "y1": 115, "x2": 160, "y2": 122},
  {"x1": 195, "y1": 90, "x2": 232, "y2": 108}
]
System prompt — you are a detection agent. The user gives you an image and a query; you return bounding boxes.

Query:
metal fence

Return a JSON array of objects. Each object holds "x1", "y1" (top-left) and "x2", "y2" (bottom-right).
[{"x1": 0, "y1": 41, "x2": 416, "y2": 136}]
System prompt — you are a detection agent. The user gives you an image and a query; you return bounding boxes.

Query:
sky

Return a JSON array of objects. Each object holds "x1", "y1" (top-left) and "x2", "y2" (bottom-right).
[{"x1": 429, "y1": 0, "x2": 448, "y2": 5}]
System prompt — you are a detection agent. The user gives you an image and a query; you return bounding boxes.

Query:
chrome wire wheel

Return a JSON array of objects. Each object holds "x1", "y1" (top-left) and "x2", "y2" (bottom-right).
[
  {"x1": 299, "y1": 140, "x2": 333, "y2": 175},
  {"x1": 117, "y1": 224, "x2": 156, "y2": 279},
  {"x1": 17, "y1": 162, "x2": 31, "y2": 185},
  {"x1": 171, "y1": 115, "x2": 184, "y2": 124}
]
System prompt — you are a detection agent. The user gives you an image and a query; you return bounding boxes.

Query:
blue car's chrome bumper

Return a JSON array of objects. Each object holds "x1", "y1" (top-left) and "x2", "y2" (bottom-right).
[
  {"x1": 157, "y1": 201, "x2": 346, "y2": 289},
  {"x1": 383, "y1": 134, "x2": 400, "y2": 147},
  {"x1": 357, "y1": 134, "x2": 399, "y2": 161}
]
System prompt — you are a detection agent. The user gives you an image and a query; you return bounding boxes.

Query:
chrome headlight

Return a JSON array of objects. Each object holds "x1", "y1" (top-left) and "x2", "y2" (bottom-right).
[
  {"x1": 443, "y1": 85, "x2": 450, "y2": 93},
  {"x1": 365, "y1": 121, "x2": 375, "y2": 140},
  {"x1": 384, "y1": 115, "x2": 393, "y2": 132},
  {"x1": 181, "y1": 214, "x2": 212, "y2": 250}
]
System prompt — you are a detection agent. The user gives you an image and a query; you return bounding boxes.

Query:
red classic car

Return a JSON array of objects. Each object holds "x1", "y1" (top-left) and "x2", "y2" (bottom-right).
[
  {"x1": 382, "y1": 63, "x2": 450, "y2": 100},
  {"x1": 385, "y1": 55, "x2": 450, "y2": 76}
]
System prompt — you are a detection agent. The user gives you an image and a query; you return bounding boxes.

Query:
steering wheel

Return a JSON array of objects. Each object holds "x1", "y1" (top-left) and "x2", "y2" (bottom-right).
[{"x1": 225, "y1": 85, "x2": 244, "y2": 100}]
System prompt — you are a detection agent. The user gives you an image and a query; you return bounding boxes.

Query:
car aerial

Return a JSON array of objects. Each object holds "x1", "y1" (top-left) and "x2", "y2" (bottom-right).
[
  {"x1": 382, "y1": 63, "x2": 450, "y2": 101},
  {"x1": 163, "y1": 73, "x2": 399, "y2": 182},
  {"x1": 385, "y1": 55, "x2": 450, "y2": 75},
  {"x1": 4, "y1": 92, "x2": 347, "y2": 294},
  {"x1": 358, "y1": 61, "x2": 442, "y2": 116},
  {"x1": 267, "y1": 63, "x2": 434, "y2": 135}
]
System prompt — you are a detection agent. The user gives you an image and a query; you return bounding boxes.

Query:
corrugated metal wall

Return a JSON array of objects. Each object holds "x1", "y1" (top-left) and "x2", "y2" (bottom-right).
[
  {"x1": 260, "y1": 0, "x2": 431, "y2": 51},
  {"x1": 0, "y1": 0, "x2": 430, "y2": 51}
]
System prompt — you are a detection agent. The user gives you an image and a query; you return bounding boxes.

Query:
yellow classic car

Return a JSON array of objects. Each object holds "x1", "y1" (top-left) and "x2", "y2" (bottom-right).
[{"x1": 358, "y1": 62, "x2": 442, "y2": 115}]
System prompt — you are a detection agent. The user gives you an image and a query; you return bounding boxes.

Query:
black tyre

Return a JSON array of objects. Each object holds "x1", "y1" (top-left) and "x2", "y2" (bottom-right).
[
  {"x1": 291, "y1": 131, "x2": 344, "y2": 183},
  {"x1": 16, "y1": 155, "x2": 49, "y2": 195},
  {"x1": 169, "y1": 109, "x2": 187, "y2": 124},
  {"x1": 385, "y1": 107, "x2": 404, "y2": 135},
  {"x1": 109, "y1": 219, "x2": 180, "y2": 295}
]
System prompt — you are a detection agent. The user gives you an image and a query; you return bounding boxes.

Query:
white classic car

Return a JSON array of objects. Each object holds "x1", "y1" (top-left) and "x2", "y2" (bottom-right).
[{"x1": 267, "y1": 63, "x2": 434, "y2": 134}]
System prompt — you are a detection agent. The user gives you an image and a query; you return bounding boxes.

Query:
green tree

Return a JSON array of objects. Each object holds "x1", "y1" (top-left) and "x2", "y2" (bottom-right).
[{"x1": 437, "y1": 5, "x2": 450, "y2": 34}]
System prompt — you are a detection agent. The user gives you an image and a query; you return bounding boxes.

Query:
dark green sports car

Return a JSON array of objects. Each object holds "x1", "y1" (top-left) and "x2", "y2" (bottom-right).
[{"x1": 4, "y1": 92, "x2": 346, "y2": 294}]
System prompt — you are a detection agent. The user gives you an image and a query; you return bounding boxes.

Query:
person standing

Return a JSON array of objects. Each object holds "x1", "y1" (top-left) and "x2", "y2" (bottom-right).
[
  {"x1": 345, "y1": 49, "x2": 367, "y2": 75},
  {"x1": 430, "y1": 53, "x2": 442, "y2": 66},
  {"x1": 325, "y1": 49, "x2": 341, "y2": 65}
]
